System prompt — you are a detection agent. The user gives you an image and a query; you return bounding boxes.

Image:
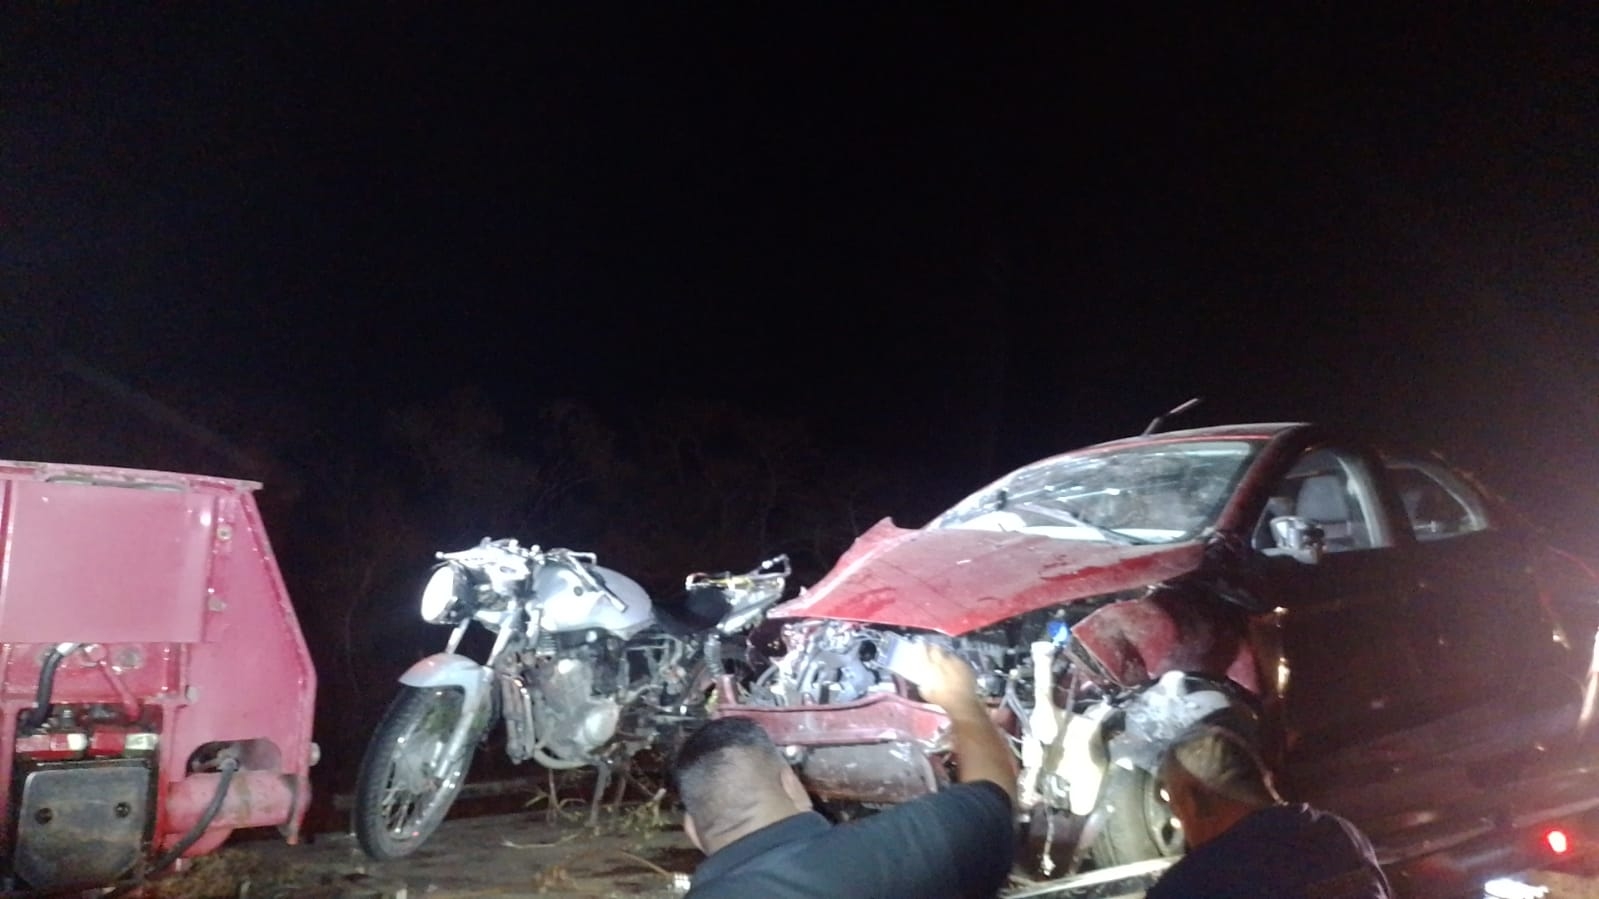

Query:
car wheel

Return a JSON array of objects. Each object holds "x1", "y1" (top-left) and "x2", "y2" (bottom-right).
[{"x1": 1089, "y1": 763, "x2": 1186, "y2": 867}]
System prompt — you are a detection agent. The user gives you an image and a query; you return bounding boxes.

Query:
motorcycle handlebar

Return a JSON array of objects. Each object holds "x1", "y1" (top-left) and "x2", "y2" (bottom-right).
[
  {"x1": 436, "y1": 539, "x2": 788, "y2": 609},
  {"x1": 687, "y1": 553, "x2": 791, "y2": 588}
]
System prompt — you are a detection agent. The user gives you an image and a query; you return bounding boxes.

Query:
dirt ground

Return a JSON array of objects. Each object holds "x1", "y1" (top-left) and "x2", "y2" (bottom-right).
[
  {"x1": 129, "y1": 822, "x2": 1599, "y2": 899},
  {"x1": 141, "y1": 803, "x2": 700, "y2": 899},
  {"x1": 1526, "y1": 871, "x2": 1599, "y2": 899},
  {"x1": 117, "y1": 788, "x2": 1599, "y2": 899}
]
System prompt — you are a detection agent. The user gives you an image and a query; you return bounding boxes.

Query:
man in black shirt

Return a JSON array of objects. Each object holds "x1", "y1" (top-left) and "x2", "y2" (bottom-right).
[
  {"x1": 674, "y1": 643, "x2": 1017, "y2": 899},
  {"x1": 1145, "y1": 725, "x2": 1392, "y2": 899}
]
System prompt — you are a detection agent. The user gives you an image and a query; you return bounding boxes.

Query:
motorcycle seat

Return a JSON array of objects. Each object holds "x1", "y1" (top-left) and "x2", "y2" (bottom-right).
[{"x1": 651, "y1": 584, "x2": 731, "y2": 636}]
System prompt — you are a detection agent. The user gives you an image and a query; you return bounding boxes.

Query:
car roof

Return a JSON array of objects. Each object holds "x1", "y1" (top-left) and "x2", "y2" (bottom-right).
[
  {"x1": 980, "y1": 423, "x2": 1309, "y2": 483},
  {"x1": 1082, "y1": 421, "x2": 1309, "y2": 451}
]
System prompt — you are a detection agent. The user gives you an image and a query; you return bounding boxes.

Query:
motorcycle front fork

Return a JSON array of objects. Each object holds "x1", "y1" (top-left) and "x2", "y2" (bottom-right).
[{"x1": 703, "y1": 635, "x2": 741, "y2": 706}]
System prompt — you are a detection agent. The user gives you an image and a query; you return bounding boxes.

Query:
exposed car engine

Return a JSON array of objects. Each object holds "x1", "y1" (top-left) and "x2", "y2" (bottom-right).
[{"x1": 747, "y1": 608, "x2": 1114, "y2": 718}]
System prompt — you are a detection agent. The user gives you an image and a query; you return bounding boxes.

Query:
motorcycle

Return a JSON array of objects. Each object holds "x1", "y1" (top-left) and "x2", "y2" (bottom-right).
[{"x1": 352, "y1": 538, "x2": 790, "y2": 860}]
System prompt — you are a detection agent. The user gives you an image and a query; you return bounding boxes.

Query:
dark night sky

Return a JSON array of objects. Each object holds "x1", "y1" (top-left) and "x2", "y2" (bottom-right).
[{"x1": 5, "y1": 5, "x2": 1599, "y2": 541}]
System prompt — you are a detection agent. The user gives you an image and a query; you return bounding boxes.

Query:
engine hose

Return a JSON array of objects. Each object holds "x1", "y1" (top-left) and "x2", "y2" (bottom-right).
[
  {"x1": 103, "y1": 757, "x2": 240, "y2": 897},
  {"x1": 21, "y1": 643, "x2": 76, "y2": 731}
]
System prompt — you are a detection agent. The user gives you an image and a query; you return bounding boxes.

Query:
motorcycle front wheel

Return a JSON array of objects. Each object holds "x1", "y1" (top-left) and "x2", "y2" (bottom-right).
[{"x1": 353, "y1": 686, "x2": 477, "y2": 860}]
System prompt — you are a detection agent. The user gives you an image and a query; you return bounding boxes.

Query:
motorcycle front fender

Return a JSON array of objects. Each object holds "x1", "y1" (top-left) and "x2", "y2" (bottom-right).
[{"x1": 399, "y1": 653, "x2": 497, "y2": 761}]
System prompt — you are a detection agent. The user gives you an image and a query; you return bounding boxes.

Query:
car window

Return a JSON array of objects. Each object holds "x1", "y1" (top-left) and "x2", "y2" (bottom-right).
[
  {"x1": 1383, "y1": 457, "x2": 1489, "y2": 542},
  {"x1": 932, "y1": 440, "x2": 1258, "y2": 545},
  {"x1": 1255, "y1": 446, "x2": 1384, "y2": 553}
]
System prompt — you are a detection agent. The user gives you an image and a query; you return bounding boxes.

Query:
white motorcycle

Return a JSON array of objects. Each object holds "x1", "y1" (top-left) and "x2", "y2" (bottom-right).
[{"x1": 352, "y1": 538, "x2": 790, "y2": 859}]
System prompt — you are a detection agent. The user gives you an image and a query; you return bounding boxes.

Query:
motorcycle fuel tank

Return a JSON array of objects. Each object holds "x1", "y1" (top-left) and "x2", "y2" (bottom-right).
[{"x1": 533, "y1": 564, "x2": 654, "y2": 638}]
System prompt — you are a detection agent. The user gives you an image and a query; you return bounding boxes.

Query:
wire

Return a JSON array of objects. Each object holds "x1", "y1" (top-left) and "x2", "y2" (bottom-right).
[{"x1": 104, "y1": 757, "x2": 240, "y2": 897}]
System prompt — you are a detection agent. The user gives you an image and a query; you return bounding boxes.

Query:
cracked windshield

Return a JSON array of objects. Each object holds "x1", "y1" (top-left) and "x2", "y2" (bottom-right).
[{"x1": 932, "y1": 440, "x2": 1258, "y2": 544}]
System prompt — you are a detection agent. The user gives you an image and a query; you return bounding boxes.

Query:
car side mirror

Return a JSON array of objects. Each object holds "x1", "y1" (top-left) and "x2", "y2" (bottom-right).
[{"x1": 1270, "y1": 516, "x2": 1326, "y2": 564}]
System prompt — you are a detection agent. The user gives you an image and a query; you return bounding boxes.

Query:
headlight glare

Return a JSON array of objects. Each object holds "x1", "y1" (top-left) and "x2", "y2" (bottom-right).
[{"x1": 420, "y1": 563, "x2": 469, "y2": 624}]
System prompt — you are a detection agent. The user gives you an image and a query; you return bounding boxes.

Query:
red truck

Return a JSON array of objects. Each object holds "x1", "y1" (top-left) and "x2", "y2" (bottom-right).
[{"x1": 0, "y1": 460, "x2": 316, "y2": 895}]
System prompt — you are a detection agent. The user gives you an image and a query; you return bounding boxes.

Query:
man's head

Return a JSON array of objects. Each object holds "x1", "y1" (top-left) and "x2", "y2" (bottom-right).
[
  {"x1": 1158, "y1": 724, "x2": 1281, "y2": 850},
  {"x1": 673, "y1": 717, "x2": 813, "y2": 855}
]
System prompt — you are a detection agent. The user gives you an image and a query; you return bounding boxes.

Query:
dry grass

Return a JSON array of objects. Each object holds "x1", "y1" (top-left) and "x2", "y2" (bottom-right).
[
  {"x1": 134, "y1": 847, "x2": 408, "y2": 899},
  {"x1": 140, "y1": 852, "x2": 289, "y2": 899}
]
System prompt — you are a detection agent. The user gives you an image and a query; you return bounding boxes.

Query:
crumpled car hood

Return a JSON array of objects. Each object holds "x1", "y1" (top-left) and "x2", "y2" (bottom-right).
[{"x1": 769, "y1": 517, "x2": 1208, "y2": 636}]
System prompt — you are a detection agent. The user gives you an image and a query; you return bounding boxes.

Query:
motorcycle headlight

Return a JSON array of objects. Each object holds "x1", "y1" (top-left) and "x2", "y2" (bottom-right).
[{"x1": 420, "y1": 562, "x2": 472, "y2": 624}]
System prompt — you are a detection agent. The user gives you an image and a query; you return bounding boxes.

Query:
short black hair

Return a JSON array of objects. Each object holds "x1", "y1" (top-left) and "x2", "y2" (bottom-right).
[{"x1": 672, "y1": 716, "x2": 791, "y2": 836}]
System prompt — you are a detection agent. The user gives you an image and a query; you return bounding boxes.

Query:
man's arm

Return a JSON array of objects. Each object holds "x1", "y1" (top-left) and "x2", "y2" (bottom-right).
[
  {"x1": 786, "y1": 774, "x2": 1013, "y2": 899},
  {"x1": 903, "y1": 643, "x2": 1019, "y2": 804}
]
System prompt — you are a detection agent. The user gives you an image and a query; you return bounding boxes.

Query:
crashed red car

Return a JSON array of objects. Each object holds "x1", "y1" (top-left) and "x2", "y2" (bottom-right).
[{"x1": 720, "y1": 422, "x2": 1599, "y2": 893}]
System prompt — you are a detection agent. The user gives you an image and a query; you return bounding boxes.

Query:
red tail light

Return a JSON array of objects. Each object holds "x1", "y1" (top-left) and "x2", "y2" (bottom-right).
[{"x1": 1544, "y1": 828, "x2": 1570, "y2": 855}]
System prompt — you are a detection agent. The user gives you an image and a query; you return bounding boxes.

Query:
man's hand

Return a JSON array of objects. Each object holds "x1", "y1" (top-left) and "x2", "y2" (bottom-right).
[
  {"x1": 894, "y1": 641, "x2": 1018, "y2": 803},
  {"x1": 899, "y1": 643, "x2": 982, "y2": 714}
]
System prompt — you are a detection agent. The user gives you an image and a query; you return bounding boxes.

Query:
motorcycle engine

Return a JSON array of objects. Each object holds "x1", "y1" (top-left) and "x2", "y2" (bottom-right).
[{"x1": 534, "y1": 640, "x2": 623, "y2": 762}]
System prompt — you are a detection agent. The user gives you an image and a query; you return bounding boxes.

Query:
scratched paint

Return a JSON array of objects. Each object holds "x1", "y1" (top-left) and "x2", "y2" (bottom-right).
[{"x1": 771, "y1": 519, "x2": 1207, "y2": 636}]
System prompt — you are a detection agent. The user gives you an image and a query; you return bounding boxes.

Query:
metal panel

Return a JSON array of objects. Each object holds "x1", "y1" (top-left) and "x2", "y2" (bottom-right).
[
  {"x1": 0, "y1": 480, "x2": 216, "y2": 643},
  {"x1": 799, "y1": 741, "x2": 941, "y2": 804},
  {"x1": 166, "y1": 493, "x2": 317, "y2": 847},
  {"x1": 14, "y1": 760, "x2": 152, "y2": 891}
]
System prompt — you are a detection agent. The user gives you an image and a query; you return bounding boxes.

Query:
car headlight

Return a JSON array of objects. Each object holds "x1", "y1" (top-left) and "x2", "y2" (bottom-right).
[{"x1": 420, "y1": 562, "x2": 472, "y2": 624}]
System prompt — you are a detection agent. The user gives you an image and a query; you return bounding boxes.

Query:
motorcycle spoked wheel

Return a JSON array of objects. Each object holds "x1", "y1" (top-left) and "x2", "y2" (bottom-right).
[{"x1": 353, "y1": 686, "x2": 480, "y2": 860}]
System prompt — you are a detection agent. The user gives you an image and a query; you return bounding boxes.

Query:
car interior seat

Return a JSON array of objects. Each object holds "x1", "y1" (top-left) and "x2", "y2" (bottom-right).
[{"x1": 1294, "y1": 474, "x2": 1366, "y2": 550}]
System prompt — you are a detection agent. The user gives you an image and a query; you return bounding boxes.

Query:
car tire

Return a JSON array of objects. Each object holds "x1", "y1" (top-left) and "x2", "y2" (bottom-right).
[
  {"x1": 1088, "y1": 680, "x2": 1262, "y2": 868},
  {"x1": 1089, "y1": 763, "x2": 1187, "y2": 867}
]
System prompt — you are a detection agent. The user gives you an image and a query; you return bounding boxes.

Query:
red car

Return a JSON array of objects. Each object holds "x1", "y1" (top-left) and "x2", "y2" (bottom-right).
[{"x1": 720, "y1": 422, "x2": 1599, "y2": 894}]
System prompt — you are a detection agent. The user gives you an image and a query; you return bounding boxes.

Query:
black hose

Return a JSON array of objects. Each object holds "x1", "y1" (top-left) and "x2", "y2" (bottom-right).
[
  {"x1": 103, "y1": 757, "x2": 240, "y2": 897},
  {"x1": 20, "y1": 645, "x2": 69, "y2": 731}
]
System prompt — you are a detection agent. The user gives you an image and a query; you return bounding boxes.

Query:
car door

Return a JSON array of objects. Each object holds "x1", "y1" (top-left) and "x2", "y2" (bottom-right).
[
  {"x1": 1251, "y1": 444, "x2": 1426, "y2": 760},
  {"x1": 1379, "y1": 456, "x2": 1568, "y2": 733}
]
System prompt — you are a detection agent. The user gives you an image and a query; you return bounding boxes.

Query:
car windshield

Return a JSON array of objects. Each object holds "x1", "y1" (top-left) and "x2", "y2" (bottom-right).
[{"x1": 931, "y1": 440, "x2": 1259, "y2": 544}]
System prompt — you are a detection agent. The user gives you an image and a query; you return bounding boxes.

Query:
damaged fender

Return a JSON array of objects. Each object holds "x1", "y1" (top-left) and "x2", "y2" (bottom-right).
[
  {"x1": 399, "y1": 653, "x2": 496, "y2": 762},
  {"x1": 1067, "y1": 585, "x2": 1261, "y2": 695}
]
